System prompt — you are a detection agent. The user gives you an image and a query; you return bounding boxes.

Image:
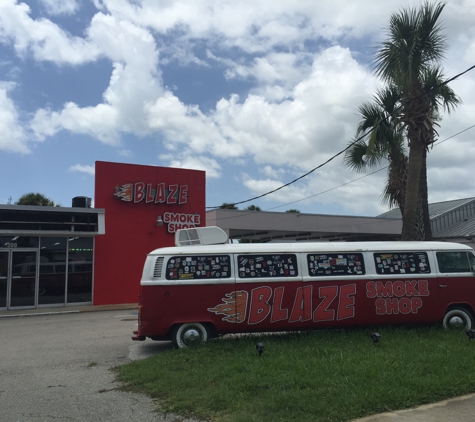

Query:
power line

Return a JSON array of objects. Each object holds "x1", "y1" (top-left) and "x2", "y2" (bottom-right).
[
  {"x1": 264, "y1": 167, "x2": 387, "y2": 211},
  {"x1": 432, "y1": 123, "x2": 475, "y2": 145},
  {"x1": 209, "y1": 123, "x2": 475, "y2": 220},
  {"x1": 267, "y1": 123, "x2": 475, "y2": 211},
  {"x1": 206, "y1": 64, "x2": 475, "y2": 210}
]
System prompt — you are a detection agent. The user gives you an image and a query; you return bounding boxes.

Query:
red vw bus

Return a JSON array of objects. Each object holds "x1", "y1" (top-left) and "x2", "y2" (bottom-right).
[{"x1": 132, "y1": 227, "x2": 475, "y2": 348}]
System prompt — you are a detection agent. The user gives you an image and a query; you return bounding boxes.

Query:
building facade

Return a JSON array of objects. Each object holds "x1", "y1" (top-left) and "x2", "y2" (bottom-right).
[
  {"x1": 93, "y1": 161, "x2": 205, "y2": 306},
  {"x1": 0, "y1": 205, "x2": 104, "y2": 310},
  {"x1": 0, "y1": 161, "x2": 206, "y2": 311}
]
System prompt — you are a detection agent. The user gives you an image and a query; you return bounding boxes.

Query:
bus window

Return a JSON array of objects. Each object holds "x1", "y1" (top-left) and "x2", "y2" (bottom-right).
[
  {"x1": 437, "y1": 252, "x2": 471, "y2": 273},
  {"x1": 237, "y1": 254, "x2": 298, "y2": 278},
  {"x1": 470, "y1": 253, "x2": 475, "y2": 273},
  {"x1": 374, "y1": 252, "x2": 430, "y2": 275},
  {"x1": 307, "y1": 253, "x2": 365, "y2": 276},
  {"x1": 166, "y1": 255, "x2": 231, "y2": 280}
]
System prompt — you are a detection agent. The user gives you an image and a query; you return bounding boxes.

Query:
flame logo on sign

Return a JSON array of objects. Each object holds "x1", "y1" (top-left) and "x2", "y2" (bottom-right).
[
  {"x1": 114, "y1": 184, "x2": 133, "y2": 202},
  {"x1": 208, "y1": 290, "x2": 248, "y2": 323}
]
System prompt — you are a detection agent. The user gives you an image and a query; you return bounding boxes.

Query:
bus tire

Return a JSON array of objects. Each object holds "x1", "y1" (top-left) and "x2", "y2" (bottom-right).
[
  {"x1": 443, "y1": 307, "x2": 474, "y2": 331},
  {"x1": 172, "y1": 323, "x2": 209, "y2": 349}
]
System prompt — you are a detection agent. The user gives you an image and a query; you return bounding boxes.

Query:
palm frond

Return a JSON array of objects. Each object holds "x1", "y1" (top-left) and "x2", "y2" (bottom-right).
[
  {"x1": 374, "y1": 2, "x2": 447, "y2": 88},
  {"x1": 344, "y1": 139, "x2": 385, "y2": 172},
  {"x1": 421, "y1": 67, "x2": 461, "y2": 115}
]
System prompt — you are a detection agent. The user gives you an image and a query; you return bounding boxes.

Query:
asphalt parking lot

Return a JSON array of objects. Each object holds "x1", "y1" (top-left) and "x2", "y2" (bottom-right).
[
  {"x1": 5, "y1": 309, "x2": 475, "y2": 422},
  {"x1": 0, "y1": 309, "x2": 201, "y2": 422}
]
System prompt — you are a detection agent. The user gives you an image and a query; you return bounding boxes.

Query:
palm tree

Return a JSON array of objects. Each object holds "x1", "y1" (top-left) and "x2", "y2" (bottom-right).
[
  {"x1": 373, "y1": 2, "x2": 459, "y2": 240},
  {"x1": 346, "y1": 76, "x2": 458, "y2": 240},
  {"x1": 345, "y1": 86, "x2": 408, "y2": 214},
  {"x1": 15, "y1": 192, "x2": 59, "y2": 207}
]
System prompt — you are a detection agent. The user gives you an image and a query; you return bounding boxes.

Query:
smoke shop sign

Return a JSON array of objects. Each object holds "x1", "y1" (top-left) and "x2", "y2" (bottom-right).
[
  {"x1": 114, "y1": 182, "x2": 188, "y2": 204},
  {"x1": 163, "y1": 212, "x2": 201, "y2": 233}
]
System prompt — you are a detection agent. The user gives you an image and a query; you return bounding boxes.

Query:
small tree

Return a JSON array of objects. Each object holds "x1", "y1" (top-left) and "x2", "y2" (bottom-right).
[
  {"x1": 285, "y1": 209, "x2": 300, "y2": 213},
  {"x1": 16, "y1": 193, "x2": 59, "y2": 207},
  {"x1": 219, "y1": 203, "x2": 238, "y2": 210},
  {"x1": 245, "y1": 205, "x2": 261, "y2": 211}
]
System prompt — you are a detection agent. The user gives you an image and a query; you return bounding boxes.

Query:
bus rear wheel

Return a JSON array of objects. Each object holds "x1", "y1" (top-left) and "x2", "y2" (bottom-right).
[
  {"x1": 172, "y1": 323, "x2": 209, "y2": 349},
  {"x1": 443, "y1": 307, "x2": 474, "y2": 331}
]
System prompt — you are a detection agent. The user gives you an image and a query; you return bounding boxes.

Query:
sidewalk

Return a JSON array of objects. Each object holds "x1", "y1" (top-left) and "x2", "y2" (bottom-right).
[
  {"x1": 0, "y1": 303, "x2": 138, "y2": 318},
  {"x1": 352, "y1": 393, "x2": 475, "y2": 422}
]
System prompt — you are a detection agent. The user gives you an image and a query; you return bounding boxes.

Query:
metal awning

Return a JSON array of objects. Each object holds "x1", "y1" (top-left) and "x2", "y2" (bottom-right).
[{"x1": 0, "y1": 204, "x2": 105, "y2": 236}]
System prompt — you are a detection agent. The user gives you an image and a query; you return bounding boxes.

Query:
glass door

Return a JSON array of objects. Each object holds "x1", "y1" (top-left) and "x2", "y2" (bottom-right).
[
  {"x1": 0, "y1": 251, "x2": 7, "y2": 309},
  {"x1": 8, "y1": 250, "x2": 38, "y2": 309}
]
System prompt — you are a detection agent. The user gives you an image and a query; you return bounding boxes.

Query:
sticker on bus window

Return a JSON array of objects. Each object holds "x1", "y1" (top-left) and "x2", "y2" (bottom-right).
[
  {"x1": 237, "y1": 254, "x2": 298, "y2": 278},
  {"x1": 167, "y1": 255, "x2": 231, "y2": 280},
  {"x1": 307, "y1": 253, "x2": 365, "y2": 276},
  {"x1": 373, "y1": 252, "x2": 430, "y2": 275}
]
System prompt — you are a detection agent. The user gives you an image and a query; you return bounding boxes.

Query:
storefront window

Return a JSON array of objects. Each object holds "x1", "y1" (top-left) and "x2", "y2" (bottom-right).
[
  {"x1": 0, "y1": 251, "x2": 7, "y2": 308},
  {"x1": 0, "y1": 236, "x2": 39, "y2": 248},
  {"x1": 67, "y1": 238, "x2": 93, "y2": 303},
  {"x1": 38, "y1": 237, "x2": 67, "y2": 305}
]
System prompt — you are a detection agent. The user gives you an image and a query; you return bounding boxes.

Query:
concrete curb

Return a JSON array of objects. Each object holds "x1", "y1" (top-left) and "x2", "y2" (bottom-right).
[{"x1": 0, "y1": 303, "x2": 138, "y2": 318}]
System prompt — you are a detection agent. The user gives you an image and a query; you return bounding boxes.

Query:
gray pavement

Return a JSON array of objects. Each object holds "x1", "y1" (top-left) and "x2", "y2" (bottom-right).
[
  {"x1": 1, "y1": 305, "x2": 475, "y2": 421},
  {"x1": 0, "y1": 306, "x2": 202, "y2": 422}
]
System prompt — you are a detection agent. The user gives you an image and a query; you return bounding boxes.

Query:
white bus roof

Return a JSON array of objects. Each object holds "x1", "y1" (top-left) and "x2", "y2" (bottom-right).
[{"x1": 148, "y1": 241, "x2": 473, "y2": 256}]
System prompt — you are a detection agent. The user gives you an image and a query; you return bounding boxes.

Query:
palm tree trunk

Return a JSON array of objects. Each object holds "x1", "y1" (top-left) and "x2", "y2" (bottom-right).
[
  {"x1": 401, "y1": 137, "x2": 425, "y2": 241},
  {"x1": 386, "y1": 150, "x2": 407, "y2": 216},
  {"x1": 420, "y1": 149, "x2": 433, "y2": 240}
]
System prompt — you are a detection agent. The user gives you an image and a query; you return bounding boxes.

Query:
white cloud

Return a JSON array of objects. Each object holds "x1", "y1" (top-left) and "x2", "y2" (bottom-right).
[
  {"x1": 0, "y1": 83, "x2": 29, "y2": 153},
  {"x1": 210, "y1": 46, "x2": 379, "y2": 169},
  {"x1": 161, "y1": 154, "x2": 222, "y2": 179},
  {"x1": 40, "y1": 0, "x2": 79, "y2": 15},
  {"x1": 31, "y1": 13, "x2": 164, "y2": 143},
  {"x1": 69, "y1": 164, "x2": 95, "y2": 175},
  {"x1": 118, "y1": 149, "x2": 132, "y2": 157},
  {"x1": 96, "y1": 0, "x2": 397, "y2": 55},
  {"x1": 31, "y1": 103, "x2": 120, "y2": 145},
  {"x1": 0, "y1": 0, "x2": 100, "y2": 64},
  {"x1": 243, "y1": 163, "x2": 389, "y2": 216},
  {"x1": 261, "y1": 165, "x2": 287, "y2": 179},
  {"x1": 146, "y1": 92, "x2": 231, "y2": 156}
]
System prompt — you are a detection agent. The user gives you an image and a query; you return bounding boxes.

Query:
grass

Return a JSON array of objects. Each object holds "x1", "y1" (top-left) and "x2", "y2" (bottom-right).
[{"x1": 116, "y1": 326, "x2": 475, "y2": 422}]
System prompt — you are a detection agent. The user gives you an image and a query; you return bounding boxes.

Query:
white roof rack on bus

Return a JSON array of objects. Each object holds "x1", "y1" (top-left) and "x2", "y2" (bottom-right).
[{"x1": 175, "y1": 226, "x2": 228, "y2": 246}]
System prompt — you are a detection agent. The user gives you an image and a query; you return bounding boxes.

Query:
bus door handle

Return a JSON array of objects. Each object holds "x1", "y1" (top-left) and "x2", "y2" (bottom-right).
[{"x1": 438, "y1": 284, "x2": 448, "y2": 288}]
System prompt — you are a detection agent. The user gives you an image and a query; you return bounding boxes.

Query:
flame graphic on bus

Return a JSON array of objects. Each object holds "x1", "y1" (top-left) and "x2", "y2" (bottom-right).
[
  {"x1": 208, "y1": 290, "x2": 248, "y2": 323},
  {"x1": 114, "y1": 184, "x2": 133, "y2": 202}
]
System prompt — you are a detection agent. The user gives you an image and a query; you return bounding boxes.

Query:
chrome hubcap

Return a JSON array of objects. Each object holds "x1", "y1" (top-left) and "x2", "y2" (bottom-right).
[
  {"x1": 448, "y1": 316, "x2": 464, "y2": 329},
  {"x1": 182, "y1": 328, "x2": 202, "y2": 346}
]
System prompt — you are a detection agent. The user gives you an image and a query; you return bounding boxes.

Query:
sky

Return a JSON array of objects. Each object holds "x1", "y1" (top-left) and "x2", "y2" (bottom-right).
[{"x1": 0, "y1": 0, "x2": 474, "y2": 217}]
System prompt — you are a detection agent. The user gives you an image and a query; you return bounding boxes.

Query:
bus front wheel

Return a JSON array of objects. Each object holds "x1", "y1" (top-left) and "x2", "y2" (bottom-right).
[
  {"x1": 443, "y1": 307, "x2": 474, "y2": 331},
  {"x1": 172, "y1": 323, "x2": 209, "y2": 349}
]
